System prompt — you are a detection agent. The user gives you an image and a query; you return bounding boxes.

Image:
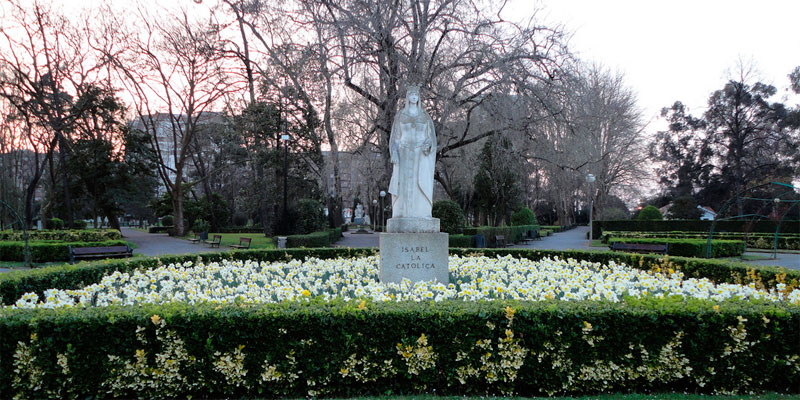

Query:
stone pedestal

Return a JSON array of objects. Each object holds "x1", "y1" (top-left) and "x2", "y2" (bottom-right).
[
  {"x1": 379, "y1": 232, "x2": 449, "y2": 284},
  {"x1": 387, "y1": 217, "x2": 440, "y2": 233}
]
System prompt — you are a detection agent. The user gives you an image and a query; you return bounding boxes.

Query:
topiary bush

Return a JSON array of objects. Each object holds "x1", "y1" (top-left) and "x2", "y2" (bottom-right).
[
  {"x1": 294, "y1": 199, "x2": 327, "y2": 235},
  {"x1": 636, "y1": 205, "x2": 663, "y2": 221},
  {"x1": 511, "y1": 207, "x2": 537, "y2": 226},
  {"x1": 432, "y1": 200, "x2": 465, "y2": 234},
  {"x1": 44, "y1": 218, "x2": 64, "y2": 230},
  {"x1": 161, "y1": 215, "x2": 174, "y2": 226}
]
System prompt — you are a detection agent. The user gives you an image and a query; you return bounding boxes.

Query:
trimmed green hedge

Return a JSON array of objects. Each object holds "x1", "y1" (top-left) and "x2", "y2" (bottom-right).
[
  {"x1": 607, "y1": 238, "x2": 745, "y2": 258},
  {"x1": 286, "y1": 228, "x2": 342, "y2": 248},
  {"x1": 0, "y1": 229, "x2": 121, "y2": 242},
  {"x1": 0, "y1": 299, "x2": 797, "y2": 398},
  {"x1": 215, "y1": 226, "x2": 265, "y2": 233},
  {"x1": 448, "y1": 234, "x2": 472, "y2": 247},
  {"x1": 147, "y1": 226, "x2": 174, "y2": 234},
  {"x1": 0, "y1": 240, "x2": 129, "y2": 262},
  {"x1": 602, "y1": 230, "x2": 800, "y2": 250},
  {"x1": 592, "y1": 220, "x2": 800, "y2": 238}
]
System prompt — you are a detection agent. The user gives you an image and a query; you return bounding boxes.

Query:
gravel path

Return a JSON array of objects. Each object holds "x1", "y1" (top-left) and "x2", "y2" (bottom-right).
[{"x1": 121, "y1": 228, "x2": 225, "y2": 257}]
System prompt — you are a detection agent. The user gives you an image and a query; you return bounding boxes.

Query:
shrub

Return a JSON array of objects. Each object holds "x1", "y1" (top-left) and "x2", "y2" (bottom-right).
[
  {"x1": 510, "y1": 207, "x2": 537, "y2": 226},
  {"x1": 286, "y1": 231, "x2": 330, "y2": 248},
  {"x1": 0, "y1": 240, "x2": 129, "y2": 262},
  {"x1": 0, "y1": 300, "x2": 797, "y2": 398},
  {"x1": 636, "y1": 205, "x2": 663, "y2": 221},
  {"x1": 232, "y1": 213, "x2": 248, "y2": 227},
  {"x1": 72, "y1": 220, "x2": 88, "y2": 229},
  {"x1": 448, "y1": 234, "x2": 472, "y2": 247},
  {"x1": 608, "y1": 237, "x2": 745, "y2": 258},
  {"x1": 294, "y1": 199, "x2": 327, "y2": 235},
  {"x1": 191, "y1": 219, "x2": 210, "y2": 233},
  {"x1": 44, "y1": 218, "x2": 64, "y2": 230},
  {"x1": 592, "y1": 220, "x2": 800, "y2": 239},
  {"x1": 161, "y1": 215, "x2": 174, "y2": 226},
  {"x1": 148, "y1": 226, "x2": 173, "y2": 234},
  {"x1": 0, "y1": 230, "x2": 121, "y2": 242},
  {"x1": 432, "y1": 200, "x2": 465, "y2": 233}
]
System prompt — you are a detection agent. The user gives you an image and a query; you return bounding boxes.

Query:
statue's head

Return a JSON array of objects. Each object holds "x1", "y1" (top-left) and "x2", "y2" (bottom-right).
[{"x1": 406, "y1": 84, "x2": 421, "y2": 106}]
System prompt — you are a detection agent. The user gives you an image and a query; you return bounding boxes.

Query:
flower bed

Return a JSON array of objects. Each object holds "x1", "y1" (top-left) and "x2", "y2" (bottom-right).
[
  {"x1": 1, "y1": 254, "x2": 799, "y2": 398},
  {"x1": 12, "y1": 255, "x2": 800, "y2": 309}
]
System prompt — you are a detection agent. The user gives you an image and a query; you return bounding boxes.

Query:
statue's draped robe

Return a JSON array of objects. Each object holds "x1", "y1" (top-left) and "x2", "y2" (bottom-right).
[{"x1": 388, "y1": 107, "x2": 436, "y2": 218}]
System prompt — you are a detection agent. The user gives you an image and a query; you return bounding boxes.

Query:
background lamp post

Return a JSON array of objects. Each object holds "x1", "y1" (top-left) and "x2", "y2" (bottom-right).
[
  {"x1": 379, "y1": 190, "x2": 386, "y2": 232},
  {"x1": 372, "y1": 199, "x2": 378, "y2": 231},
  {"x1": 280, "y1": 132, "x2": 290, "y2": 230},
  {"x1": 586, "y1": 173, "x2": 595, "y2": 242}
]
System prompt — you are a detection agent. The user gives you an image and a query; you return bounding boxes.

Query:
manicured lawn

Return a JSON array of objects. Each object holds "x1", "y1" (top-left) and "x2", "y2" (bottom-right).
[{"x1": 198, "y1": 233, "x2": 275, "y2": 249}]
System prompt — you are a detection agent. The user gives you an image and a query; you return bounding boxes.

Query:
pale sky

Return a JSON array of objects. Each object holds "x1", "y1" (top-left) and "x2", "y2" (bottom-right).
[{"x1": 516, "y1": 0, "x2": 800, "y2": 131}]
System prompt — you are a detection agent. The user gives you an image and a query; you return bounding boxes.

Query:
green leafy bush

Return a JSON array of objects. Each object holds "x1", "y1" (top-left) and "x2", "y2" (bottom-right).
[
  {"x1": 432, "y1": 200, "x2": 465, "y2": 233},
  {"x1": 72, "y1": 220, "x2": 88, "y2": 229},
  {"x1": 448, "y1": 234, "x2": 472, "y2": 247},
  {"x1": 190, "y1": 219, "x2": 210, "y2": 234},
  {"x1": 636, "y1": 205, "x2": 663, "y2": 221},
  {"x1": 44, "y1": 218, "x2": 64, "y2": 230},
  {"x1": 215, "y1": 226, "x2": 264, "y2": 234},
  {"x1": 608, "y1": 238, "x2": 745, "y2": 258},
  {"x1": 160, "y1": 215, "x2": 174, "y2": 226},
  {"x1": 286, "y1": 231, "x2": 331, "y2": 248},
  {"x1": 148, "y1": 226, "x2": 173, "y2": 234},
  {"x1": 510, "y1": 207, "x2": 537, "y2": 225},
  {"x1": 0, "y1": 240, "x2": 129, "y2": 262},
  {"x1": 0, "y1": 230, "x2": 121, "y2": 242},
  {"x1": 0, "y1": 299, "x2": 797, "y2": 398},
  {"x1": 592, "y1": 220, "x2": 800, "y2": 240},
  {"x1": 294, "y1": 199, "x2": 327, "y2": 234}
]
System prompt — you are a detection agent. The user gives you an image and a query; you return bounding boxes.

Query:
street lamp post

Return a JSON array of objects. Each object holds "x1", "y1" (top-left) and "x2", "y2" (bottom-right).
[
  {"x1": 586, "y1": 173, "x2": 595, "y2": 242},
  {"x1": 372, "y1": 199, "x2": 378, "y2": 231},
  {"x1": 379, "y1": 191, "x2": 386, "y2": 232},
  {"x1": 280, "y1": 132, "x2": 290, "y2": 231}
]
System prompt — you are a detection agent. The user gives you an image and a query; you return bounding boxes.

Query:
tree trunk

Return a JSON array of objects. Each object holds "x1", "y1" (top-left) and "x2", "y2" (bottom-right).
[{"x1": 173, "y1": 170, "x2": 185, "y2": 236}]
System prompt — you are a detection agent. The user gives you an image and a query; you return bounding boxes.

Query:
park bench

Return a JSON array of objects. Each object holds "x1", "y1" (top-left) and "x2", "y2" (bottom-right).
[
  {"x1": 204, "y1": 234, "x2": 222, "y2": 248},
  {"x1": 188, "y1": 234, "x2": 202, "y2": 244},
  {"x1": 69, "y1": 245, "x2": 133, "y2": 264},
  {"x1": 494, "y1": 235, "x2": 511, "y2": 248},
  {"x1": 520, "y1": 229, "x2": 541, "y2": 243},
  {"x1": 610, "y1": 242, "x2": 669, "y2": 255},
  {"x1": 230, "y1": 237, "x2": 251, "y2": 250}
]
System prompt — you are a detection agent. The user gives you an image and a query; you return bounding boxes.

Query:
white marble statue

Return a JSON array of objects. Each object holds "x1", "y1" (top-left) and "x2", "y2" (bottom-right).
[{"x1": 388, "y1": 84, "x2": 436, "y2": 218}]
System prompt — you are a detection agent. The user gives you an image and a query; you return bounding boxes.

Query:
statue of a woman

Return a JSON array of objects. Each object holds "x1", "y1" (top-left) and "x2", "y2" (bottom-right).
[{"x1": 388, "y1": 84, "x2": 436, "y2": 219}]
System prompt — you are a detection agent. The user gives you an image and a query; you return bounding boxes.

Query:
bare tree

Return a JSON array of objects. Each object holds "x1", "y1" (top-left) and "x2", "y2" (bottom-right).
[
  {"x1": 109, "y1": 6, "x2": 233, "y2": 235},
  {"x1": 0, "y1": 0, "x2": 107, "y2": 227}
]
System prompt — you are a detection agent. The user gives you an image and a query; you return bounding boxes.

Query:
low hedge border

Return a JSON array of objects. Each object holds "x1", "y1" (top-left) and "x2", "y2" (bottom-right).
[
  {"x1": 602, "y1": 230, "x2": 800, "y2": 250},
  {"x1": 2, "y1": 247, "x2": 798, "y2": 308},
  {"x1": 285, "y1": 227, "x2": 342, "y2": 248},
  {"x1": 0, "y1": 240, "x2": 130, "y2": 262},
  {"x1": 147, "y1": 226, "x2": 174, "y2": 234},
  {"x1": 214, "y1": 226, "x2": 265, "y2": 234},
  {"x1": 448, "y1": 234, "x2": 472, "y2": 247},
  {"x1": 0, "y1": 229, "x2": 121, "y2": 242},
  {"x1": 592, "y1": 220, "x2": 800, "y2": 239},
  {"x1": 0, "y1": 299, "x2": 797, "y2": 398},
  {"x1": 607, "y1": 238, "x2": 745, "y2": 258}
]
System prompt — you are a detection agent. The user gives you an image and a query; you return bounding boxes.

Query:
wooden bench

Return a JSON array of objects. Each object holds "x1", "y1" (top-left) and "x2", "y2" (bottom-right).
[
  {"x1": 204, "y1": 234, "x2": 222, "y2": 248},
  {"x1": 187, "y1": 234, "x2": 202, "y2": 244},
  {"x1": 520, "y1": 229, "x2": 541, "y2": 243},
  {"x1": 230, "y1": 237, "x2": 251, "y2": 250},
  {"x1": 495, "y1": 235, "x2": 511, "y2": 248},
  {"x1": 69, "y1": 245, "x2": 133, "y2": 264},
  {"x1": 610, "y1": 242, "x2": 668, "y2": 255}
]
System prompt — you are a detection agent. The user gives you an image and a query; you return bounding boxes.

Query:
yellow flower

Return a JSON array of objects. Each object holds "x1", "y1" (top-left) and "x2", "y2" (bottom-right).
[
  {"x1": 712, "y1": 305, "x2": 720, "y2": 312},
  {"x1": 358, "y1": 300, "x2": 367, "y2": 310},
  {"x1": 151, "y1": 314, "x2": 161, "y2": 325},
  {"x1": 302, "y1": 289, "x2": 311, "y2": 297}
]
